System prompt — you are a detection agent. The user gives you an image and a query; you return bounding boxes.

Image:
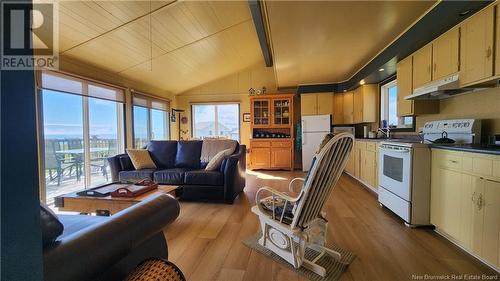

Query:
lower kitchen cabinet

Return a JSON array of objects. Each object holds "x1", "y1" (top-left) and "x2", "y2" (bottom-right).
[
  {"x1": 431, "y1": 149, "x2": 500, "y2": 270},
  {"x1": 344, "y1": 139, "x2": 380, "y2": 191},
  {"x1": 250, "y1": 140, "x2": 293, "y2": 170}
]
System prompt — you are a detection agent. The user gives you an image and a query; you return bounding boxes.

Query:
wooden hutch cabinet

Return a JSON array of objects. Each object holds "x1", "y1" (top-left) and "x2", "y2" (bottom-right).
[{"x1": 250, "y1": 93, "x2": 294, "y2": 170}]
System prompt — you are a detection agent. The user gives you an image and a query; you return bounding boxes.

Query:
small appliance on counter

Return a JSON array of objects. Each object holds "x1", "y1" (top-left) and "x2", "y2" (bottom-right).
[
  {"x1": 332, "y1": 126, "x2": 355, "y2": 136},
  {"x1": 378, "y1": 118, "x2": 481, "y2": 227}
]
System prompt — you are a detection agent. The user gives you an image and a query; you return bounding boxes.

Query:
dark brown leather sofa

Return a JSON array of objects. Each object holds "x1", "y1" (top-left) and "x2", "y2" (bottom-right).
[{"x1": 43, "y1": 194, "x2": 179, "y2": 281}]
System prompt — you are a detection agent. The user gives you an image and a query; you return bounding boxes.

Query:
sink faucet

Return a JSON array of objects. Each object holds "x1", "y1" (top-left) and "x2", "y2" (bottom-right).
[{"x1": 377, "y1": 127, "x2": 391, "y2": 139}]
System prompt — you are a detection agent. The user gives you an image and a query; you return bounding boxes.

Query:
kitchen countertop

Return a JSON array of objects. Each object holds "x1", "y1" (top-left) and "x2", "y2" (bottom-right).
[
  {"x1": 355, "y1": 138, "x2": 384, "y2": 142},
  {"x1": 431, "y1": 144, "x2": 500, "y2": 155}
]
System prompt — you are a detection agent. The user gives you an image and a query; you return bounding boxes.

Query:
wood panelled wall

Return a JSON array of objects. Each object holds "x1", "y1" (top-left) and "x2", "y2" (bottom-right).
[{"x1": 170, "y1": 63, "x2": 279, "y2": 146}]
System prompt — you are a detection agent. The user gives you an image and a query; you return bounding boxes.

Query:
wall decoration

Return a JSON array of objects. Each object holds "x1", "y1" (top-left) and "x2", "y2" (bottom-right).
[
  {"x1": 243, "y1": 113, "x2": 251, "y2": 122},
  {"x1": 248, "y1": 88, "x2": 255, "y2": 96}
]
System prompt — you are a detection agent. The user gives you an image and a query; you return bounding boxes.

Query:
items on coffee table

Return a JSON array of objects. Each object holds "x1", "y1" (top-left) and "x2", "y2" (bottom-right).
[{"x1": 111, "y1": 179, "x2": 159, "y2": 198}]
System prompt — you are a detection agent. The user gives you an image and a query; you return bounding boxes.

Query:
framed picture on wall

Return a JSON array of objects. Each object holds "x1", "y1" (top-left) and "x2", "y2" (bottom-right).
[{"x1": 243, "y1": 113, "x2": 251, "y2": 122}]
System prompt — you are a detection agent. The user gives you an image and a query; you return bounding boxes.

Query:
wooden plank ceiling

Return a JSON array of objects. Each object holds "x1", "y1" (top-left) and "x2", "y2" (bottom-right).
[
  {"x1": 264, "y1": 0, "x2": 436, "y2": 88},
  {"x1": 54, "y1": 0, "x2": 262, "y2": 94}
]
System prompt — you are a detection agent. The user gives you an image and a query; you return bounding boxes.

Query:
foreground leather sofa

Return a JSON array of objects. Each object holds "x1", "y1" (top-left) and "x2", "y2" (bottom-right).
[
  {"x1": 43, "y1": 194, "x2": 180, "y2": 281},
  {"x1": 108, "y1": 140, "x2": 246, "y2": 203}
]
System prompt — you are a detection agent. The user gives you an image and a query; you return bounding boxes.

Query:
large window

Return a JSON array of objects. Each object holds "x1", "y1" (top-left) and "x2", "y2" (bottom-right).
[
  {"x1": 192, "y1": 103, "x2": 240, "y2": 140},
  {"x1": 39, "y1": 71, "x2": 125, "y2": 204},
  {"x1": 132, "y1": 94, "x2": 170, "y2": 148},
  {"x1": 380, "y1": 79, "x2": 414, "y2": 130}
]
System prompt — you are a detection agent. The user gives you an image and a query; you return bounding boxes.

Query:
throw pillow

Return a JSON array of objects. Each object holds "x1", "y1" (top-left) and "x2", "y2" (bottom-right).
[
  {"x1": 205, "y1": 148, "x2": 233, "y2": 171},
  {"x1": 40, "y1": 202, "x2": 64, "y2": 246},
  {"x1": 175, "y1": 140, "x2": 203, "y2": 169},
  {"x1": 127, "y1": 149, "x2": 157, "y2": 170}
]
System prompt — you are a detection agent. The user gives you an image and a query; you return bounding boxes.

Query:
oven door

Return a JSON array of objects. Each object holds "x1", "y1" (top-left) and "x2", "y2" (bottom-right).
[{"x1": 378, "y1": 144, "x2": 412, "y2": 201}]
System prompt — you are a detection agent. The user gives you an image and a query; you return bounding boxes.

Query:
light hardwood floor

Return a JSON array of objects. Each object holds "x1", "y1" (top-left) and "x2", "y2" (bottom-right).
[{"x1": 163, "y1": 170, "x2": 498, "y2": 281}]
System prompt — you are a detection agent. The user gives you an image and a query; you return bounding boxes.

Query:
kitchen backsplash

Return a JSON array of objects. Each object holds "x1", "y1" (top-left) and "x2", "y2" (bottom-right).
[{"x1": 416, "y1": 86, "x2": 500, "y2": 142}]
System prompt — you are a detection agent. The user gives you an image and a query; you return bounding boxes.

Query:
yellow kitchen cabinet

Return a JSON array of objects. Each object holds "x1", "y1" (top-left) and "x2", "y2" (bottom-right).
[
  {"x1": 397, "y1": 56, "x2": 414, "y2": 116},
  {"x1": 345, "y1": 140, "x2": 379, "y2": 191},
  {"x1": 360, "y1": 150, "x2": 377, "y2": 189},
  {"x1": 345, "y1": 144, "x2": 355, "y2": 175},
  {"x1": 300, "y1": 93, "x2": 333, "y2": 116},
  {"x1": 432, "y1": 27, "x2": 459, "y2": 80},
  {"x1": 353, "y1": 84, "x2": 378, "y2": 124},
  {"x1": 300, "y1": 94, "x2": 317, "y2": 116},
  {"x1": 482, "y1": 179, "x2": 500, "y2": 267},
  {"x1": 396, "y1": 55, "x2": 439, "y2": 116},
  {"x1": 412, "y1": 44, "x2": 433, "y2": 89},
  {"x1": 342, "y1": 91, "x2": 354, "y2": 124},
  {"x1": 460, "y1": 5, "x2": 494, "y2": 86},
  {"x1": 431, "y1": 148, "x2": 500, "y2": 269},
  {"x1": 333, "y1": 93, "x2": 344, "y2": 125},
  {"x1": 317, "y1": 93, "x2": 334, "y2": 115}
]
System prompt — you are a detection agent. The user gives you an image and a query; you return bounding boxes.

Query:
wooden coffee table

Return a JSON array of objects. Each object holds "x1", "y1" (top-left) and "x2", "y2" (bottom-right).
[{"x1": 54, "y1": 185, "x2": 179, "y2": 216}]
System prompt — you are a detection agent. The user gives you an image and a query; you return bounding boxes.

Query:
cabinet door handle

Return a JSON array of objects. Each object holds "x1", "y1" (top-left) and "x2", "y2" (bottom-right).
[
  {"x1": 449, "y1": 160, "x2": 458, "y2": 164},
  {"x1": 486, "y1": 47, "x2": 492, "y2": 59},
  {"x1": 477, "y1": 194, "x2": 484, "y2": 210},
  {"x1": 433, "y1": 63, "x2": 437, "y2": 72}
]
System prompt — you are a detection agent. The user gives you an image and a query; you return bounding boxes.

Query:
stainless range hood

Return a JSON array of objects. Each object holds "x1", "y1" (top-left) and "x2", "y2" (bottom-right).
[{"x1": 404, "y1": 73, "x2": 485, "y2": 100}]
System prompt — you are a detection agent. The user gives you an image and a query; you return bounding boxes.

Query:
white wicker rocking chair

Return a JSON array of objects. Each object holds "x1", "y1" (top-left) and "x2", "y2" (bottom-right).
[{"x1": 251, "y1": 132, "x2": 354, "y2": 277}]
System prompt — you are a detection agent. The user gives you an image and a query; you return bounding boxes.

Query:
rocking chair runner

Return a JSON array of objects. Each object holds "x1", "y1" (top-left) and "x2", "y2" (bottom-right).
[{"x1": 251, "y1": 133, "x2": 354, "y2": 277}]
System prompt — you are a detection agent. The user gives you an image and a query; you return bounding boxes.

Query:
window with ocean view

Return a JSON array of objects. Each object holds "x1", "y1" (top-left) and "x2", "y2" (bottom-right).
[
  {"x1": 132, "y1": 94, "x2": 170, "y2": 148},
  {"x1": 192, "y1": 103, "x2": 240, "y2": 141},
  {"x1": 39, "y1": 71, "x2": 125, "y2": 204}
]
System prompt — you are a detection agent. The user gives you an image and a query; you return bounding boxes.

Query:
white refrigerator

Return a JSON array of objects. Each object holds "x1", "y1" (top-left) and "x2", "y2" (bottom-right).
[{"x1": 301, "y1": 115, "x2": 331, "y2": 171}]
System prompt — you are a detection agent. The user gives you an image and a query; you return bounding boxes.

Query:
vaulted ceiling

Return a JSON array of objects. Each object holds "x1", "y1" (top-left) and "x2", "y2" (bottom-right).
[
  {"x1": 55, "y1": 0, "x2": 262, "y2": 94},
  {"x1": 264, "y1": 0, "x2": 436, "y2": 88},
  {"x1": 52, "y1": 1, "x2": 437, "y2": 94}
]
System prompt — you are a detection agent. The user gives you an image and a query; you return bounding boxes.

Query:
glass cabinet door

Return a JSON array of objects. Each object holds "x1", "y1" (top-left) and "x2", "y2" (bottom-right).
[
  {"x1": 272, "y1": 98, "x2": 291, "y2": 126},
  {"x1": 252, "y1": 99, "x2": 270, "y2": 126}
]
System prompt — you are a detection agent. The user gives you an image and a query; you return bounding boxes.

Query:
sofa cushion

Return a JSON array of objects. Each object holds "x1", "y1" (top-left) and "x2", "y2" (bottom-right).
[
  {"x1": 175, "y1": 140, "x2": 202, "y2": 169},
  {"x1": 118, "y1": 154, "x2": 134, "y2": 171},
  {"x1": 205, "y1": 148, "x2": 233, "y2": 171},
  {"x1": 154, "y1": 168, "x2": 191, "y2": 185},
  {"x1": 57, "y1": 214, "x2": 107, "y2": 239},
  {"x1": 40, "y1": 202, "x2": 64, "y2": 246},
  {"x1": 184, "y1": 170, "x2": 223, "y2": 186},
  {"x1": 119, "y1": 169, "x2": 155, "y2": 181},
  {"x1": 146, "y1": 141, "x2": 177, "y2": 169},
  {"x1": 200, "y1": 139, "x2": 237, "y2": 162},
  {"x1": 127, "y1": 149, "x2": 156, "y2": 170}
]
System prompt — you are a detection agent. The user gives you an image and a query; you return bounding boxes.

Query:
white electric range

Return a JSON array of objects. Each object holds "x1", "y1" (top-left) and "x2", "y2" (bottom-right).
[{"x1": 377, "y1": 119, "x2": 481, "y2": 226}]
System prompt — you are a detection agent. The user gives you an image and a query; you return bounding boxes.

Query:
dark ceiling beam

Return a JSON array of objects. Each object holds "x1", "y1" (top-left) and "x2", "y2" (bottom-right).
[
  {"x1": 249, "y1": 0, "x2": 273, "y2": 67},
  {"x1": 298, "y1": 0, "x2": 492, "y2": 94}
]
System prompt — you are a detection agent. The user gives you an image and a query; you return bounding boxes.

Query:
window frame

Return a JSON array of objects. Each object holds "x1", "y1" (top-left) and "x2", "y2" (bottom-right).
[
  {"x1": 379, "y1": 76, "x2": 416, "y2": 132},
  {"x1": 191, "y1": 102, "x2": 241, "y2": 141},
  {"x1": 131, "y1": 93, "x2": 171, "y2": 148},
  {"x1": 37, "y1": 71, "x2": 126, "y2": 203}
]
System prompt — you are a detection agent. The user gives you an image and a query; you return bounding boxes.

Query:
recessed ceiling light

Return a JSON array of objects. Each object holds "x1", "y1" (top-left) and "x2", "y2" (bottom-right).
[
  {"x1": 359, "y1": 79, "x2": 365, "y2": 85},
  {"x1": 379, "y1": 68, "x2": 385, "y2": 72},
  {"x1": 343, "y1": 90, "x2": 347, "y2": 92}
]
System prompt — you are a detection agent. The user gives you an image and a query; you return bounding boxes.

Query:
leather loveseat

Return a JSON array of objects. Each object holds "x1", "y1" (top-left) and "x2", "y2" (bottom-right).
[
  {"x1": 107, "y1": 140, "x2": 246, "y2": 203},
  {"x1": 43, "y1": 194, "x2": 180, "y2": 281}
]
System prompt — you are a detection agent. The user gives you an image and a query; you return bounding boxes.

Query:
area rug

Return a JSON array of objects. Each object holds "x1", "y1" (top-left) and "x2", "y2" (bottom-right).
[{"x1": 242, "y1": 233, "x2": 355, "y2": 281}]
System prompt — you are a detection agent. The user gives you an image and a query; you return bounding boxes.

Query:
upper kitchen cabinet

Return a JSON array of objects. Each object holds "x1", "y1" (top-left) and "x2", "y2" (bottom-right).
[
  {"x1": 460, "y1": 5, "x2": 494, "y2": 86},
  {"x1": 342, "y1": 91, "x2": 354, "y2": 124},
  {"x1": 412, "y1": 44, "x2": 433, "y2": 89},
  {"x1": 353, "y1": 84, "x2": 378, "y2": 124},
  {"x1": 433, "y1": 27, "x2": 460, "y2": 80},
  {"x1": 300, "y1": 93, "x2": 333, "y2": 116},
  {"x1": 333, "y1": 93, "x2": 344, "y2": 125},
  {"x1": 397, "y1": 56, "x2": 414, "y2": 116}
]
